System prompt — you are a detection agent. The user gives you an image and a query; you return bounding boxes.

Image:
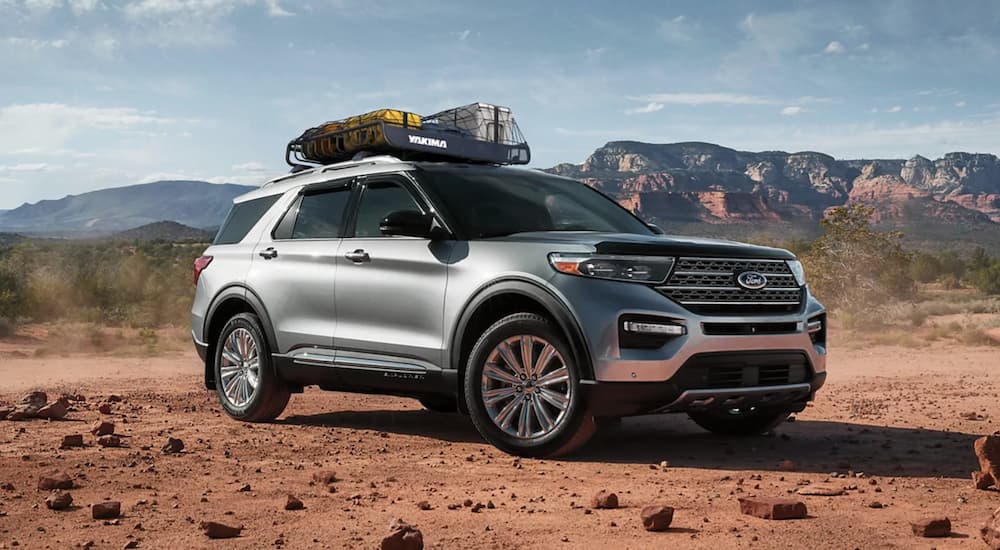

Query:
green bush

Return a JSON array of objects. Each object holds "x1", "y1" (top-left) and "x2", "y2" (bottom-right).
[
  {"x1": 800, "y1": 204, "x2": 914, "y2": 312},
  {"x1": 971, "y1": 263, "x2": 1000, "y2": 295}
]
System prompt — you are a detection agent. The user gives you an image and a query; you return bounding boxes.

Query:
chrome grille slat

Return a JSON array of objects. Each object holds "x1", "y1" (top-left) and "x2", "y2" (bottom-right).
[{"x1": 658, "y1": 257, "x2": 804, "y2": 315}]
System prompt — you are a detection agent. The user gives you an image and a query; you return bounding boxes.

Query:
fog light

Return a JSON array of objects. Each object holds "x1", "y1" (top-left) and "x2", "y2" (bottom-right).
[
  {"x1": 623, "y1": 321, "x2": 686, "y2": 336},
  {"x1": 806, "y1": 320, "x2": 823, "y2": 333}
]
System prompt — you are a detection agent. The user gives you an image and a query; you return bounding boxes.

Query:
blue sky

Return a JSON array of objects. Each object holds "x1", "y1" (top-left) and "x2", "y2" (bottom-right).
[{"x1": 0, "y1": 0, "x2": 998, "y2": 209}]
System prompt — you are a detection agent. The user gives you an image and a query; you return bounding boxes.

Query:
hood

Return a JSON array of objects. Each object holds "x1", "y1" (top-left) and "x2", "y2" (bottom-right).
[{"x1": 487, "y1": 231, "x2": 795, "y2": 260}]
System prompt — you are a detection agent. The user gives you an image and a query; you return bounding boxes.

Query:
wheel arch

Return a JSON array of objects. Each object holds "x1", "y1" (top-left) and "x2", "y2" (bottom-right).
[
  {"x1": 202, "y1": 285, "x2": 279, "y2": 390},
  {"x1": 450, "y1": 278, "x2": 594, "y2": 413}
]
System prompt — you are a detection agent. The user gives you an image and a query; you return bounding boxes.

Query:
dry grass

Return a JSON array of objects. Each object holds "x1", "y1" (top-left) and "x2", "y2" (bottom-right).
[
  {"x1": 833, "y1": 286, "x2": 1000, "y2": 348},
  {"x1": 4, "y1": 322, "x2": 190, "y2": 358}
]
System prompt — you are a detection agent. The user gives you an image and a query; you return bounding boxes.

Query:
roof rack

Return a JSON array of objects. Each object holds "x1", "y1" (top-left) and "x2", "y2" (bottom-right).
[{"x1": 285, "y1": 103, "x2": 531, "y2": 169}]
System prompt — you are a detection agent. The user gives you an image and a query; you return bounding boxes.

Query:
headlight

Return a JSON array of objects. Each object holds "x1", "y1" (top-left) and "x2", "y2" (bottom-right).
[
  {"x1": 549, "y1": 253, "x2": 674, "y2": 283},
  {"x1": 786, "y1": 260, "x2": 807, "y2": 286}
]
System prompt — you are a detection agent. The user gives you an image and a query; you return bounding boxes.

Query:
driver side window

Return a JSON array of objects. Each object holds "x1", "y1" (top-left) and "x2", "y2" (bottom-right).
[{"x1": 352, "y1": 181, "x2": 422, "y2": 238}]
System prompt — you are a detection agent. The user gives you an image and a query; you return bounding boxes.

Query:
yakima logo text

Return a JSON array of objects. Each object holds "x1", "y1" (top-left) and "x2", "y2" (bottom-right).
[{"x1": 408, "y1": 135, "x2": 447, "y2": 149}]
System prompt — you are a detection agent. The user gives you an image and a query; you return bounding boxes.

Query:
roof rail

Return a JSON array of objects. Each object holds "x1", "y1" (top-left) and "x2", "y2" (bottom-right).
[{"x1": 262, "y1": 155, "x2": 404, "y2": 188}]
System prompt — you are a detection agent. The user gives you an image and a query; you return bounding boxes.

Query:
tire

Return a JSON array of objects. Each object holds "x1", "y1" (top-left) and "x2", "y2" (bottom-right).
[
  {"x1": 687, "y1": 408, "x2": 790, "y2": 436},
  {"x1": 463, "y1": 313, "x2": 594, "y2": 457},
  {"x1": 213, "y1": 313, "x2": 290, "y2": 422},
  {"x1": 419, "y1": 395, "x2": 458, "y2": 413}
]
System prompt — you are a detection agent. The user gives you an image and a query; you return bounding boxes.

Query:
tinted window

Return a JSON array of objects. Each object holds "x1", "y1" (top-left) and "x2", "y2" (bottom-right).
[
  {"x1": 352, "y1": 182, "x2": 422, "y2": 238},
  {"x1": 291, "y1": 187, "x2": 351, "y2": 239},
  {"x1": 214, "y1": 195, "x2": 279, "y2": 245},
  {"x1": 416, "y1": 167, "x2": 652, "y2": 239}
]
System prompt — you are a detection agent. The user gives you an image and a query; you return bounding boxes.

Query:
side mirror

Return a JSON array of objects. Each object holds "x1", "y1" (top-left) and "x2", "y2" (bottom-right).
[{"x1": 379, "y1": 210, "x2": 434, "y2": 238}]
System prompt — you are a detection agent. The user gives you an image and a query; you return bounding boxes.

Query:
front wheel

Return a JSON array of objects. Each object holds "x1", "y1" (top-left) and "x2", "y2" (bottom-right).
[
  {"x1": 464, "y1": 313, "x2": 595, "y2": 457},
  {"x1": 214, "y1": 313, "x2": 290, "y2": 422},
  {"x1": 687, "y1": 408, "x2": 790, "y2": 436}
]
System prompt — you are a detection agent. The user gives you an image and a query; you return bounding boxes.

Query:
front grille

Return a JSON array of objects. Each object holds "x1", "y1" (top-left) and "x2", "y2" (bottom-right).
[
  {"x1": 672, "y1": 351, "x2": 811, "y2": 390},
  {"x1": 657, "y1": 257, "x2": 804, "y2": 315}
]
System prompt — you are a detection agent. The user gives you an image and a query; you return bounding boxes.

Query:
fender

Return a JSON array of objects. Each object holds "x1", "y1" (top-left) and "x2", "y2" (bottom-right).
[
  {"x1": 449, "y1": 277, "x2": 595, "y2": 380},
  {"x1": 204, "y1": 283, "x2": 280, "y2": 363}
]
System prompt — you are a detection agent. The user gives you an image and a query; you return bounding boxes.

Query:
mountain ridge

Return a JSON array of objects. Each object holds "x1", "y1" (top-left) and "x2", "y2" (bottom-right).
[{"x1": 0, "y1": 180, "x2": 255, "y2": 235}]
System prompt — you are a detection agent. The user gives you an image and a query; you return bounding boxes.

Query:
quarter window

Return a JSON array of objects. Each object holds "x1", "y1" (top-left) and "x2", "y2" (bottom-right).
[{"x1": 214, "y1": 195, "x2": 279, "y2": 245}]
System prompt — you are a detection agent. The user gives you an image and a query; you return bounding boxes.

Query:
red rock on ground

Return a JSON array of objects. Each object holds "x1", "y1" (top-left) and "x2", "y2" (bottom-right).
[
  {"x1": 37, "y1": 472, "x2": 74, "y2": 491},
  {"x1": 92, "y1": 501, "x2": 121, "y2": 520},
  {"x1": 590, "y1": 490, "x2": 619, "y2": 509},
  {"x1": 97, "y1": 435, "x2": 122, "y2": 448},
  {"x1": 36, "y1": 398, "x2": 69, "y2": 420},
  {"x1": 60, "y1": 434, "x2": 84, "y2": 448},
  {"x1": 200, "y1": 521, "x2": 242, "y2": 539},
  {"x1": 738, "y1": 497, "x2": 808, "y2": 520},
  {"x1": 975, "y1": 471, "x2": 996, "y2": 490},
  {"x1": 312, "y1": 470, "x2": 337, "y2": 485},
  {"x1": 284, "y1": 495, "x2": 304, "y2": 510},
  {"x1": 640, "y1": 505, "x2": 674, "y2": 531},
  {"x1": 911, "y1": 517, "x2": 951, "y2": 538},
  {"x1": 381, "y1": 518, "x2": 423, "y2": 550},
  {"x1": 7, "y1": 392, "x2": 47, "y2": 420},
  {"x1": 974, "y1": 434, "x2": 1000, "y2": 490},
  {"x1": 162, "y1": 437, "x2": 184, "y2": 454},
  {"x1": 797, "y1": 484, "x2": 845, "y2": 496},
  {"x1": 982, "y1": 506, "x2": 1000, "y2": 550},
  {"x1": 45, "y1": 491, "x2": 73, "y2": 510},
  {"x1": 97, "y1": 403, "x2": 112, "y2": 414},
  {"x1": 91, "y1": 420, "x2": 114, "y2": 436}
]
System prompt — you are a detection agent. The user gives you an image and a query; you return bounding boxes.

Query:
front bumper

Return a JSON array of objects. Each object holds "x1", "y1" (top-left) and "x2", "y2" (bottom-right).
[{"x1": 582, "y1": 369, "x2": 826, "y2": 417}]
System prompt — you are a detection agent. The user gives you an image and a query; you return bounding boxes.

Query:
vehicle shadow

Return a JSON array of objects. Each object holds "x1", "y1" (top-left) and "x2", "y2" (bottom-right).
[{"x1": 281, "y1": 409, "x2": 982, "y2": 479}]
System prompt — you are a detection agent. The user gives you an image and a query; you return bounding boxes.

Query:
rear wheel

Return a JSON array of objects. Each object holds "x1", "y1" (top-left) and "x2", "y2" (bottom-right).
[
  {"x1": 464, "y1": 313, "x2": 594, "y2": 457},
  {"x1": 687, "y1": 408, "x2": 790, "y2": 436},
  {"x1": 214, "y1": 313, "x2": 290, "y2": 422}
]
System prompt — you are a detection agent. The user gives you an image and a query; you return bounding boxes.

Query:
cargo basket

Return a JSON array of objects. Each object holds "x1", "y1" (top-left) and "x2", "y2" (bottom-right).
[{"x1": 286, "y1": 103, "x2": 530, "y2": 167}]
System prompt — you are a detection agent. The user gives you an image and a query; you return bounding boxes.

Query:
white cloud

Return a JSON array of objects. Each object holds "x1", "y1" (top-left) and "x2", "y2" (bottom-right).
[
  {"x1": 23, "y1": 0, "x2": 60, "y2": 12},
  {"x1": 457, "y1": 29, "x2": 470, "y2": 41},
  {"x1": 264, "y1": 0, "x2": 291, "y2": 17},
  {"x1": 887, "y1": 105, "x2": 902, "y2": 113},
  {"x1": 955, "y1": 101, "x2": 967, "y2": 108},
  {"x1": 780, "y1": 106, "x2": 808, "y2": 116},
  {"x1": 4, "y1": 37, "x2": 69, "y2": 49},
  {"x1": 232, "y1": 161, "x2": 266, "y2": 172},
  {"x1": 584, "y1": 47, "x2": 607, "y2": 58},
  {"x1": 659, "y1": 15, "x2": 697, "y2": 43},
  {"x1": 68, "y1": 0, "x2": 99, "y2": 13},
  {"x1": 625, "y1": 102, "x2": 664, "y2": 115},
  {"x1": 0, "y1": 162, "x2": 64, "y2": 172},
  {"x1": 823, "y1": 40, "x2": 845, "y2": 54},
  {"x1": 627, "y1": 93, "x2": 775, "y2": 106},
  {"x1": 857, "y1": 42, "x2": 870, "y2": 51}
]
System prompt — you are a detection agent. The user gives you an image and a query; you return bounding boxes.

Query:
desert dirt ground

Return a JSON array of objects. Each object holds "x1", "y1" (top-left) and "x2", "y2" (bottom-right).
[{"x1": 2, "y1": 341, "x2": 1000, "y2": 549}]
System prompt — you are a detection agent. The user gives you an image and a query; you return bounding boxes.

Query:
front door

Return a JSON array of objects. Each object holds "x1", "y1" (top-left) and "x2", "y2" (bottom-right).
[{"x1": 334, "y1": 176, "x2": 453, "y2": 371}]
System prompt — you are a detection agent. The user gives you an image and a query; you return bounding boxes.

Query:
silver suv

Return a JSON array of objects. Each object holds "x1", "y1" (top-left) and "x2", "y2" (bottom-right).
[{"x1": 191, "y1": 156, "x2": 826, "y2": 457}]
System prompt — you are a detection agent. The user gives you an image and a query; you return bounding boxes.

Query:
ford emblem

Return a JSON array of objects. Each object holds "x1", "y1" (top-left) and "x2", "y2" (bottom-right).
[{"x1": 736, "y1": 271, "x2": 768, "y2": 290}]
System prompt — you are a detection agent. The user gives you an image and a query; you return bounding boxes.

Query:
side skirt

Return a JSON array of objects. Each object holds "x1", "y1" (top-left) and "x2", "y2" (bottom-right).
[{"x1": 273, "y1": 350, "x2": 458, "y2": 400}]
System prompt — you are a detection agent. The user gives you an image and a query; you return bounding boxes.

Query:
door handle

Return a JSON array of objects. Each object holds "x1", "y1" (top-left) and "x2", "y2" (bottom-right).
[
  {"x1": 344, "y1": 249, "x2": 371, "y2": 263},
  {"x1": 258, "y1": 247, "x2": 278, "y2": 260}
]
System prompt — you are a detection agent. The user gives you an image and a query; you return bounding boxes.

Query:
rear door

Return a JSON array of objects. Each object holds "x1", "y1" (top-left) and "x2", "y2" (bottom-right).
[
  {"x1": 245, "y1": 179, "x2": 354, "y2": 356},
  {"x1": 333, "y1": 175, "x2": 454, "y2": 371}
]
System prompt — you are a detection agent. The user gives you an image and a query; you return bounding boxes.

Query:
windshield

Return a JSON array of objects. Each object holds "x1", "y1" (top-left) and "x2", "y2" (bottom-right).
[{"x1": 415, "y1": 166, "x2": 652, "y2": 239}]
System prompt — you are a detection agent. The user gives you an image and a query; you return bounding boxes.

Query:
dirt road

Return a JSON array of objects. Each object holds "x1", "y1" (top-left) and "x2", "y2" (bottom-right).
[{"x1": 1, "y1": 344, "x2": 999, "y2": 549}]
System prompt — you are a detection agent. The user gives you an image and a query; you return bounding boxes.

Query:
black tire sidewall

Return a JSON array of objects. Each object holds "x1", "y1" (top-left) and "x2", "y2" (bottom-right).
[
  {"x1": 464, "y1": 313, "x2": 588, "y2": 457},
  {"x1": 214, "y1": 313, "x2": 279, "y2": 421}
]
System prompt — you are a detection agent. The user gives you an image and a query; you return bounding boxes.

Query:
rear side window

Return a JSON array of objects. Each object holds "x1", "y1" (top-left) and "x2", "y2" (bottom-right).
[
  {"x1": 277, "y1": 187, "x2": 351, "y2": 239},
  {"x1": 213, "y1": 195, "x2": 279, "y2": 245}
]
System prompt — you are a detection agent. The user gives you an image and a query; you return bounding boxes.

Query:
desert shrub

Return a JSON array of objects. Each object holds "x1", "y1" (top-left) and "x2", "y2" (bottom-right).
[
  {"x1": 971, "y1": 262, "x2": 1000, "y2": 295},
  {"x1": 909, "y1": 252, "x2": 944, "y2": 283},
  {"x1": 939, "y1": 273, "x2": 963, "y2": 290},
  {"x1": 0, "y1": 316, "x2": 13, "y2": 337},
  {"x1": 800, "y1": 204, "x2": 914, "y2": 312}
]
